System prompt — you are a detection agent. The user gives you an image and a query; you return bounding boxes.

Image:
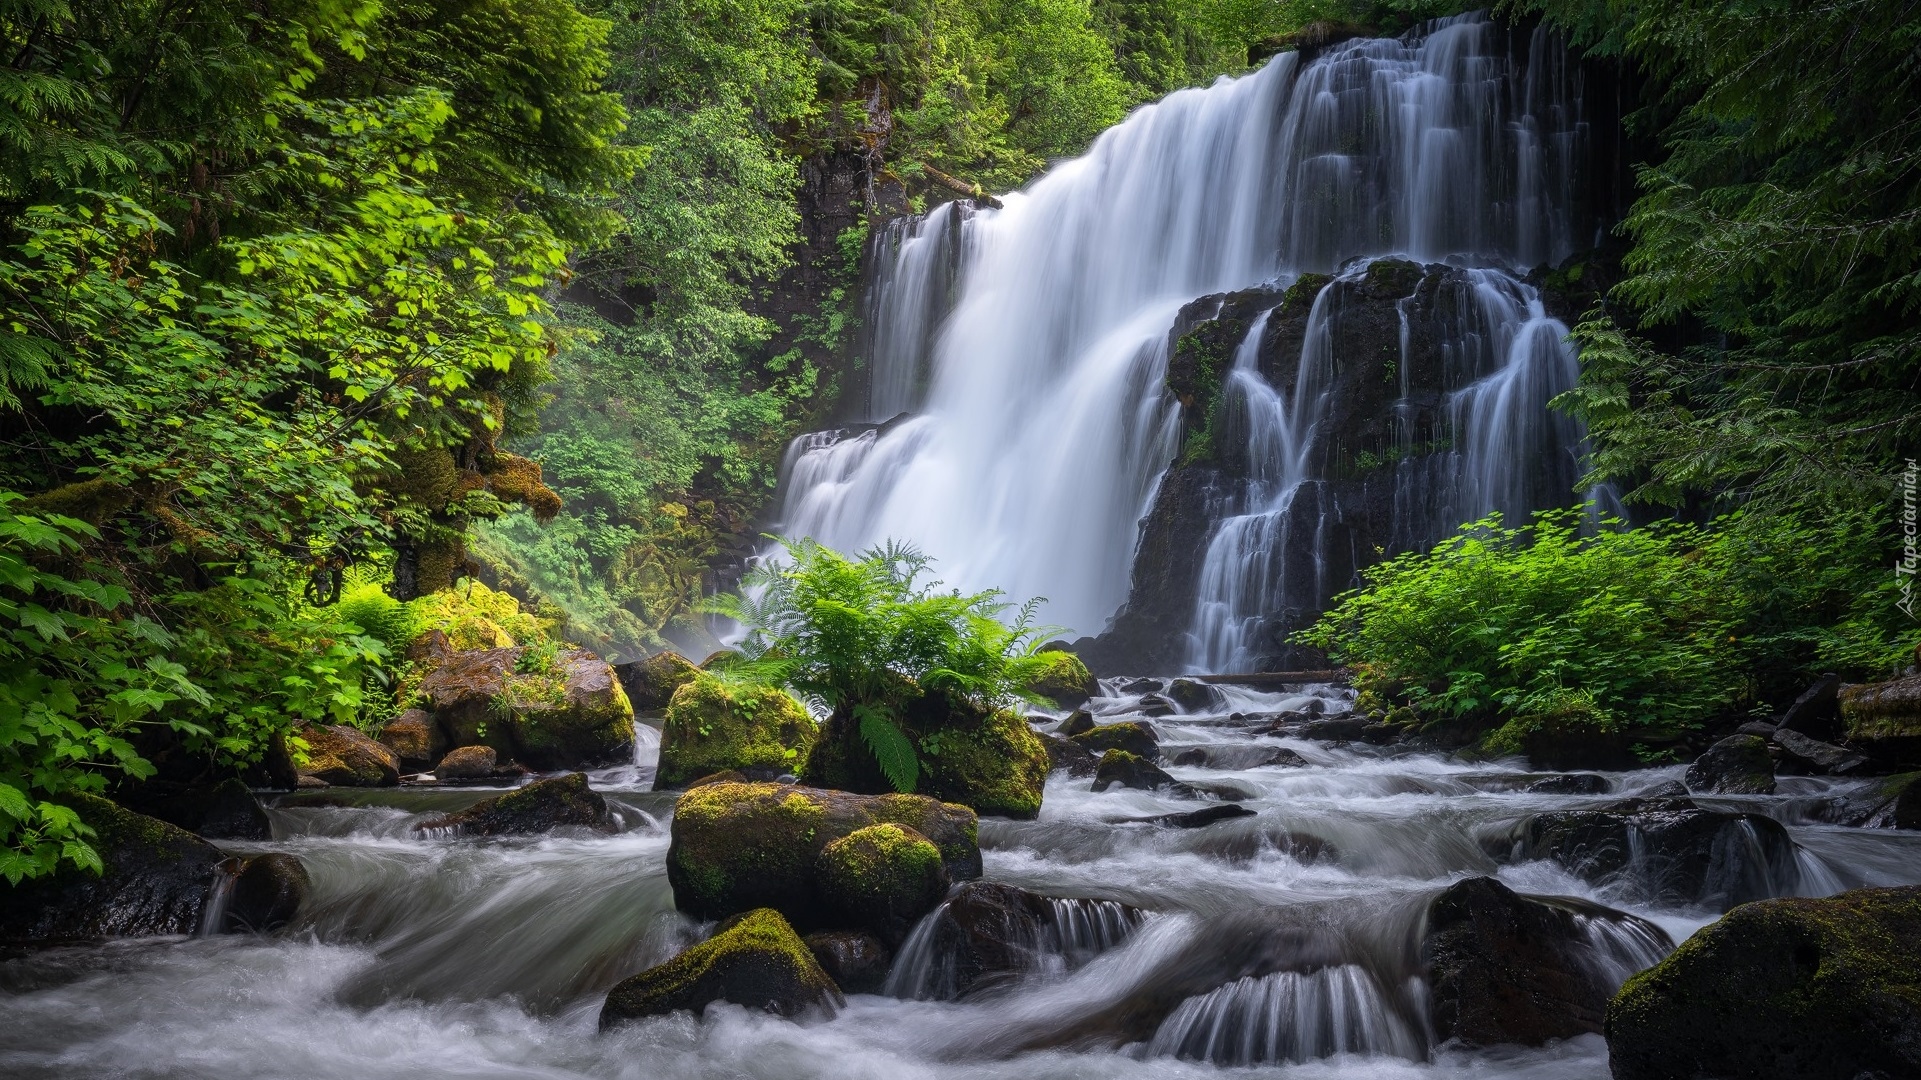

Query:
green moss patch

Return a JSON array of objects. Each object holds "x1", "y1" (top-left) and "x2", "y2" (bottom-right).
[
  {"x1": 655, "y1": 675, "x2": 818, "y2": 789},
  {"x1": 599, "y1": 908, "x2": 840, "y2": 1027},
  {"x1": 815, "y1": 823, "x2": 949, "y2": 944}
]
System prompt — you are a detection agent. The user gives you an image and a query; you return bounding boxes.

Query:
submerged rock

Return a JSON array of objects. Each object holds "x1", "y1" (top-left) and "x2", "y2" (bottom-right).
[
  {"x1": 1029, "y1": 651, "x2": 1099, "y2": 709},
  {"x1": 599, "y1": 908, "x2": 841, "y2": 1027},
  {"x1": 417, "y1": 646, "x2": 635, "y2": 770},
  {"x1": 614, "y1": 650, "x2": 701, "y2": 713},
  {"x1": 803, "y1": 929, "x2": 891, "y2": 994},
  {"x1": 295, "y1": 723, "x2": 400, "y2": 788},
  {"x1": 896, "y1": 881, "x2": 1144, "y2": 1000},
  {"x1": 1300, "y1": 717, "x2": 1367, "y2": 742},
  {"x1": 1142, "y1": 804, "x2": 1257, "y2": 829},
  {"x1": 1494, "y1": 802, "x2": 1800, "y2": 911},
  {"x1": 1526, "y1": 773, "x2": 1611, "y2": 795},
  {"x1": 654, "y1": 676, "x2": 817, "y2": 790},
  {"x1": 815, "y1": 824, "x2": 950, "y2": 946},
  {"x1": 416, "y1": 773, "x2": 615, "y2": 835},
  {"x1": 1684, "y1": 734, "x2": 1776, "y2": 795},
  {"x1": 1607, "y1": 885, "x2": 1921, "y2": 1080},
  {"x1": 226, "y1": 852, "x2": 310, "y2": 933},
  {"x1": 1070, "y1": 720, "x2": 1159, "y2": 761},
  {"x1": 803, "y1": 688, "x2": 1049, "y2": 819},
  {"x1": 1422, "y1": 876, "x2": 1672, "y2": 1047},
  {"x1": 665, "y1": 782, "x2": 980, "y2": 927}
]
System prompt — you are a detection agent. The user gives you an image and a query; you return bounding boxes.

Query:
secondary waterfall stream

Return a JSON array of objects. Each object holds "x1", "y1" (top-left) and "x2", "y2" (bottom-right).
[
  {"x1": 5, "y1": 678, "x2": 1918, "y2": 1079},
  {"x1": 777, "y1": 13, "x2": 1606, "y2": 649}
]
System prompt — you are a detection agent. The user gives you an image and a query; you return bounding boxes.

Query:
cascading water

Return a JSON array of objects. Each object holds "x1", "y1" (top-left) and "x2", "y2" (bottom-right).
[{"x1": 776, "y1": 13, "x2": 1605, "y2": 646}]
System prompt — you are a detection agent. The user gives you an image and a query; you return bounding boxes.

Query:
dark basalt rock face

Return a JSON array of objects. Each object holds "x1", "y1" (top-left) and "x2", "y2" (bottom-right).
[
  {"x1": 1422, "y1": 877, "x2": 1671, "y2": 1047},
  {"x1": 415, "y1": 773, "x2": 616, "y2": 836},
  {"x1": 1607, "y1": 885, "x2": 1921, "y2": 1080}
]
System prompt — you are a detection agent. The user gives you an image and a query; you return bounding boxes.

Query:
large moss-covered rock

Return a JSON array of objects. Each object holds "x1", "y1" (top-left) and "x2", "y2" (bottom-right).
[
  {"x1": 416, "y1": 772, "x2": 615, "y2": 835},
  {"x1": 1030, "y1": 651, "x2": 1098, "y2": 709},
  {"x1": 802, "y1": 689, "x2": 1049, "y2": 819},
  {"x1": 1607, "y1": 885, "x2": 1921, "y2": 1080},
  {"x1": 1840, "y1": 673, "x2": 1921, "y2": 739},
  {"x1": 123, "y1": 776, "x2": 272, "y2": 840},
  {"x1": 377, "y1": 708, "x2": 445, "y2": 772},
  {"x1": 295, "y1": 724, "x2": 400, "y2": 787},
  {"x1": 654, "y1": 676, "x2": 818, "y2": 790},
  {"x1": 416, "y1": 646, "x2": 635, "y2": 770},
  {"x1": 815, "y1": 824, "x2": 950, "y2": 946},
  {"x1": 1092, "y1": 749, "x2": 1188, "y2": 794},
  {"x1": 666, "y1": 782, "x2": 980, "y2": 927},
  {"x1": 614, "y1": 650, "x2": 701, "y2": 713},
  {"x1": 1070, "y1": 720, "x2": 1159, "y2": 761},
  {"x1": 1684, "y1": 734, "x2": 1776, "y2": 795},
  {"x1": 599, "y1": 908, "x2": 841, "y2": 1027},
  {"x1": 1423, "y1": 877, "x2": 1671, "y2": 1047}
]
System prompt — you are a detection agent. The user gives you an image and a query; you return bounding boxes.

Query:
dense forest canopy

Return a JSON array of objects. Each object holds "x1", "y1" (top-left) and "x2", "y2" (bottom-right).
[{"x1": 0, "y1": 0, "x2": 1916, "y2": 880}]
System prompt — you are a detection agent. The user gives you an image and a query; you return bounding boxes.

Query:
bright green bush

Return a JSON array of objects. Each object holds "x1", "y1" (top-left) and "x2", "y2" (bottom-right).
[
  {"x1": 1297, "y1": 507, "x2": 1918, "y2": 750},
  {"x1": 704, "y1": 538, "x2": 1059, "y2": 791}
]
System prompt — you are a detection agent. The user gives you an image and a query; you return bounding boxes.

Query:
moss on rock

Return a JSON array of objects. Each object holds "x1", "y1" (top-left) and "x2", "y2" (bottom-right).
[
  {"x1": 416, "y1": 772, "x2": 615, "y2": 835},
  {"x1": 666, "y1": 782, "x2": 980, "y2": 927},
  {"x1": 417, "y1": 646, "x2": 635, "y2": 770},
  {"x1": 599, "y1": 907, "x2": 840, "y2": 1027},
  {"x1": 0, "y1": 793, "x2": 222, "y2": 939},
  {"x1": 1841, "y1": 674, "x2": 1921, "y2": 739},
  {"x1": 615, "y1": 650, "x2": 701, "y2": 713},
  {"x1": 801, "y1": 688, "x2": 1049, "y2": 819},
  {"x1": 815, "y1": 823, "x2": 950, "y2": 946},
  {"x1": 1030, "y1": 651, "x2": 1098, "y2": 709},
  {"x1": 295, "y1": 724, "x2": 400, "y2": 787},
  {"x1": 655, "y1": 675, "x2": 817, "y2": 790},
  {"x1": 1606, "y1": 885, "x2": 1921, "y2": 1080},
  {"x1": 1070, "y1": 720, "x2": 1159, "y2": 761}
]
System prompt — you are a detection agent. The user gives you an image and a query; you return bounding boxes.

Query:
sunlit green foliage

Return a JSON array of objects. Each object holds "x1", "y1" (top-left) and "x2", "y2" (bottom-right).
[
  {"x1": 704, "y1": 539, "x2": 1059, "y2": 791},
  {"x1": 1300, "y1": 508, "x2": 1920, "y2": 753}
]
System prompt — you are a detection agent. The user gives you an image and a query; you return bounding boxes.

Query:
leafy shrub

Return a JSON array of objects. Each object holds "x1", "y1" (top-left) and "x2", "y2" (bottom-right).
[
  {"x1": 336, "y1": 585, "x2": 421, "y2": 658},
  {"x1": 1297, "y1": 507, "x2": 1917, "y2": 751},
  {"x1": 704, "y1": 538, "x2": 1058, "y2": 791}
]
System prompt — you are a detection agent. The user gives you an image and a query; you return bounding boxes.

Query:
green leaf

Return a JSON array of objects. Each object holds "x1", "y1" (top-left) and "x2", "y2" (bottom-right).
[{"x1": 854, "y1": 703, "x2": 919, "y2": 793}]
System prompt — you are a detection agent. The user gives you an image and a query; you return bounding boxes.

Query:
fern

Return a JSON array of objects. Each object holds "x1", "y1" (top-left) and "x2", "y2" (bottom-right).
[{"x1": 855, "y1": 704, "x2": 919, "y2": 793}]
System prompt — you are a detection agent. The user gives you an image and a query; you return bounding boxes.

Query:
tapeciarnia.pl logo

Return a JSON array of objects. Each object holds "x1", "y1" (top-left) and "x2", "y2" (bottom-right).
[{"x1": 1900, "y1": 458, "x2": 1918, "y2": 619}]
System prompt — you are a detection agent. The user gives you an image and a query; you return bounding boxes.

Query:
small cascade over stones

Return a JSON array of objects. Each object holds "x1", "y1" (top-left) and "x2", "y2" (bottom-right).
[{"x1": 773, "y1": 13, "x2": 1622, "y2": 652}]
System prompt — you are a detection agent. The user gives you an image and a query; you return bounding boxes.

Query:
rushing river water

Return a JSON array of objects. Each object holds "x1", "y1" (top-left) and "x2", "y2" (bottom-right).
[{"x1": 5, "y1": 680, "x2": 1919, "y2": 1079}]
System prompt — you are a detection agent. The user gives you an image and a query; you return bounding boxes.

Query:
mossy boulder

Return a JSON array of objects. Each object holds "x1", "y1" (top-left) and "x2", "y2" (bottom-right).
[
  {"x1": 434, "y1": 744, "x2": 497, "y2": 779},
  {"x1": 377, "y1": 708, "x2": 445, "y2": 772},
  {"x1": 1606, "y1": 885, "x2": 1921, "y2": 1080},
  {"x1": 295, "y1": 724, "x2": 400, "y2": 787},
  {"x1": 614, "y1": 650, "x2": 701, "y2": 713},
  {"x1": 1684, "y1": 734, "x2": 1776, "y2": 795},
  {"x1": 802, "y1": 689, "x2": 1049, "y2": 819},
  {"x1": 416, "y1": 772, "x2": 615, "y2": 835},
  {"x1": 599, "y1": 908, "x2": 841, "y2": 1028},
  {"x1": 654, "y1": 676, "x2": 818, "y2": 790},
  {"x1": 666, "y1": 782, "x2": 980, "y2": 929},
  {"x1": 1070, "y1": 720, "x2": 1158, "y2": 762},
  {"x1": 815, "y1": 824, "x2": 950, "y2": 946},
  {"x1": 1092, "y1": 749, "x2": 1188, "y2": 794},
  {"x1": 416, "y1": 646, "x2": 635, "y2": 770},
  {"x1": 1841, "y1": 674, "x2": 1921, "y2": 739},
  {"x1": 1030, "y1": 651, "x2": 1098, "y2": 709}
]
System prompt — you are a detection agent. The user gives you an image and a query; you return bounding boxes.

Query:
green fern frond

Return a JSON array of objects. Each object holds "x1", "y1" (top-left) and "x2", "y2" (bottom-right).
[{"x1": 854, "y1": 703, "x2": 919, "y2": 793}]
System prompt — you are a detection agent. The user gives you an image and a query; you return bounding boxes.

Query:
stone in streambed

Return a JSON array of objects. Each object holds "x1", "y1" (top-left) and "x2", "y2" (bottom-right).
[
  {"x1": 1165, "y1": 678, "x2": 1220, "y2": 711},
  {"x1": 295, "y1": 723, "x2": 400, "y2": 787},
  {"x1": 1859, "y1": 772, "x2": 1921, "y2": 830},
  {"x1": 1423, "y1": 876, "x2": 1672, "y2": 1047},
  {"x1": 1493, "y1": 801, "x2": 1799, "y2": 911},
  {"x1": 1526, "y1": 773, "x2": 1611, "y2": 795},
  {"x1": 802, "y1": 687, "x2": 1049, "y2": 819},
  {"x1": 1029, "y1": 651, "x2": 1099, "y2": 709},
  {"x1": 1092, "y1": 749, "x2": 1192, "y2": 794},
  {"x1": 1041, "y1": 733, "x2": 1099, "y2": 776},
  {"x1": 226, "y1": 852, "x2": 309, "y2": 932},
  {"x1": 377, "y1": 708, "x2": 445, "y2": 772},
  {"x1": 1070, "y1": 720, "x2": 1158, "y2": 761},
  {"x1": 665, "y1": 782, "x2": 980, "y2": 927},
  {"x1": 803, "y1": 929, "x2": 891, "y2": 994},
  {"x1": 1771, "y1": 727, "x2": 1869, "y2": 775},
  {"x1": 1144, "y1": 804, "x2": 1256, "y2": 829},
  {"x1": 1171, "y1": 748, "x2": 1209, "y2": 767},
  {"x1": 613, "y1": 650, "x2": 701, "y2": 713},
  {"x1": 599, "y1": 908, "x2": 841, "y2": 1027},
  {"x1": 1300, "y1": 717, "x2": 1367, "y2": 742},
  {"x1": 815, "y1": 824, "x2": 950, "y2": 947},
  {"x1": 434, "y1": 744, "x2": 497, "y2": 779},
  {"x1": 1778, "y1": 672, "x2": 1843, "y2": 740},
  {"x1": 1606, "y1": 885, "x2": 1921, "y2": 1080},
  {"x1": 909, "y1": 882, "x2": 1144, "y2": 1000},
  {"x1": 1685, "y1": 734, "x2": 1777, "y2": 795},
  {"x1": 415, "y1": 772, "x2": 615, "y2": 835},
  {"x1": 1057, "y1": 709, "x2": 1095, "y2": 737},
  {"x1": 127, "y1": 776, "x2": 272, "y2": 840},
  {"x1": 654, "y1": 675, "x2": 817, "y2": 790}
]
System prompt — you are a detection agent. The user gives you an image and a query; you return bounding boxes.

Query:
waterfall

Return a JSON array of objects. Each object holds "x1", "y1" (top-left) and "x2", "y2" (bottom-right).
[{"x1": 775, "y1": 13, "x2": 1601, "y2": 645}]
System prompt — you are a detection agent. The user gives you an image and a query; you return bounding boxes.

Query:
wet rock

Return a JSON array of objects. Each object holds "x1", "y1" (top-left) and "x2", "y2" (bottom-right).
[
  {"x1": 226, "y1": 852, "x2": 309, "y2": 933},
  {"x1": 1041, "y1": 734, "x2": 1099, "y2": 777},
  {"x1": 654, "y1": 676, "x2": 817, "y2": 791},
  {"x1": 613, "y1": 650, "x2": 700, "y2": 713},
  {"x1": 1030, "y1": 651, "x2": 1099, "y2": 710},
  {"x1": 686, "y1": 769, "x2": 747, "y2": 788},
  {"x1": 1685, "y1": 734, "x2": 1776, "y2": 795},
  {"x1": 0, "y1": 793, "x2": 223, "y2": 939},
  {"x1": 1057, "y1": 710, "x2": 1094, "y2": 737},
  {"x1": 1511, "y1": 724, "x2": 1638, "y2": 771},
  {"x1": 804, "y1": 688, "x2": 1049, "y2": 819},
  {"x1": 804, "y1": 930, "x2": 891, "y2": 994},
  {"x1": 815, "y1": 824, "x2": 950, "y2": 946},
  {"x1": 1172, "y1": 748, "x2": 1209, "y2": 767},
  {"x1": 1737, "y1": 720, "x2": 1780, "y2": 738},
  {"x1": 295, "y1": 723, "x2": 400, "y2": 787},
  {"x1": 434, "y1": 744, "x2": 497, "y2": 779},
  {"x1": 666, "y1": 782, "x2": 981, "y2": 926},
  {"x1": 1070, "y1": 720, "x2": 1159, "y2": 761},
  {"x1": 1300, "y1": 717, "x2": 1367, "y2": 742},
  {"x1": 1136, "y1": 695, "x2": 1177, "y2": 718},
  {"x1": 418, "y1": 646, "x2": 636, "y2": 770},
  {"x1": 1165, "y1": 679, "x2": 1219, "y2": 711},
  {"x1": 1841, "y1": 674, "x2": 1921, "y2": 743},
  {"x1": 123, "y1": 776, "x2": 272, "y2": 841},
  {"x1": 906, "y1": 882, "x2": 1144, "y2": 1000},
  {"x1": 415, "y1": 773, "x2": 615, "y2": 836},
  {"x1": 600, "y1": 908, "x2": 841, "y2": 1027},
  {"x1": 1607, "y1": 885, "x2": 1921, "y2": 1080},
  {"x1": 1423, "y1": 877, "x2": 1672, "y2": 1047},
  {"x1": 1496, "y1": 804, "x2": 1800, "y2": 911},
  {"x1": 1360, "y1": 722, "x2": 1401, "y2": 744},
  {"x1": 1092, "y1": 749, "x2": 1190, "y2": 794},
  {"x1": 1259, "y1": 747, "x2": 1312, "y2": 768},
  {"x1": 1772, "y1": 727, "x2": 1869, "y2": 776},
  {"x1": 377, "y1": 708, "x2": 445, "y2": 772},
  {"x1": 1859, "y1": 772, "x2": 1921, "y2": 830},
  {"x1": 1778, "y1": 672, "x2": 1843, "y2": 740},
  {"x1": 1526, "y1": 773, "x2": 1611, "y2": 795},
  {"x1": 1149, "y1": 804, "x2": 1256, "y2": 829},
  {"x1": 1118, "y1": 678, "x2": 1163, "y2": 695}
]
